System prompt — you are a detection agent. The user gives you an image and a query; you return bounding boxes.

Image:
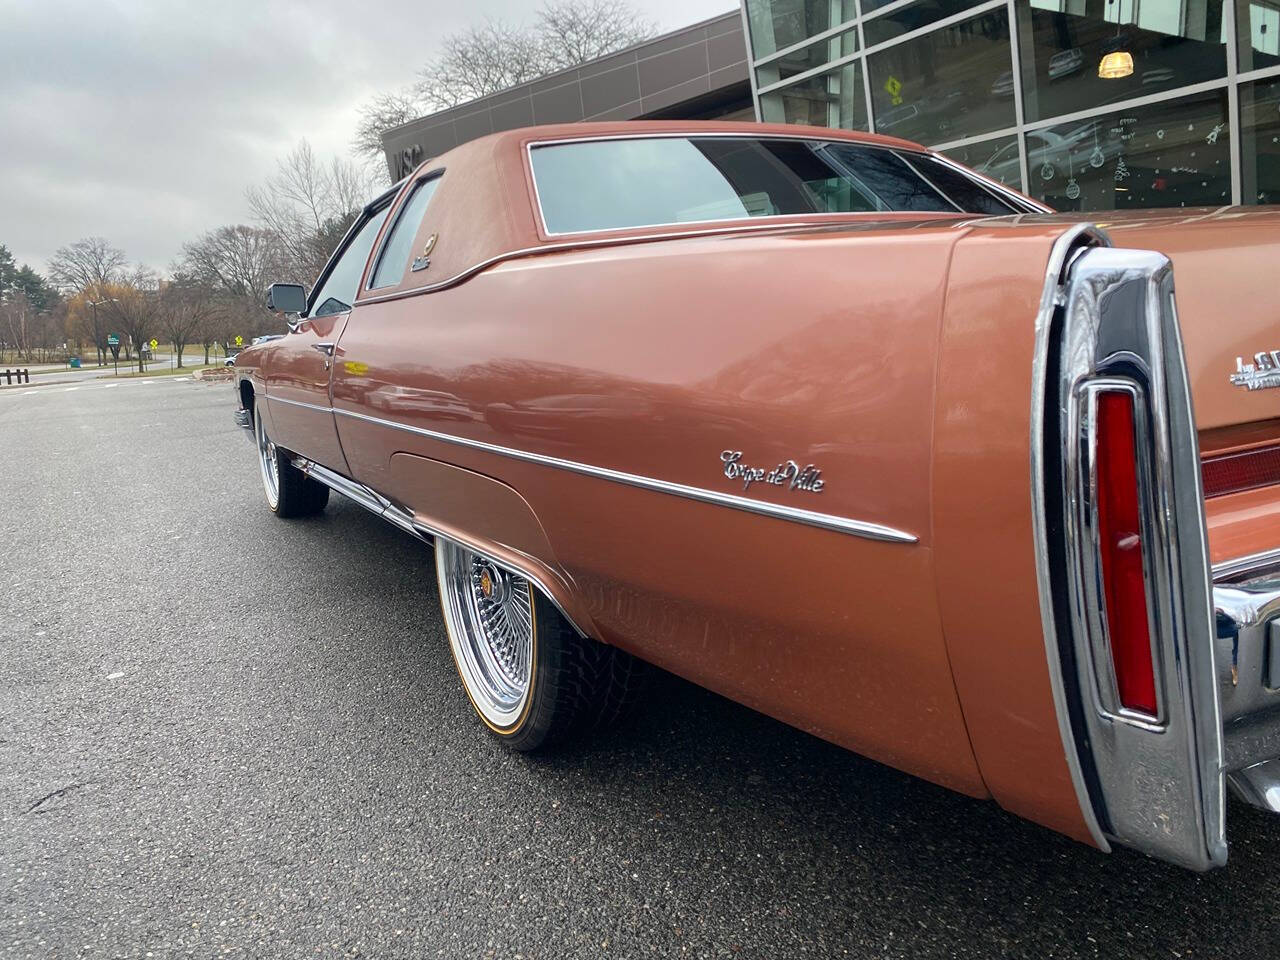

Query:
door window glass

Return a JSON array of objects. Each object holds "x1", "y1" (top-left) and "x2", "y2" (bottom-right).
[
  {"x1": 370, "y1": 177, "x2": 442, "y2": 289},
  {"x1": 310, "y1": 206, "x2": 390, "y2": 317}
]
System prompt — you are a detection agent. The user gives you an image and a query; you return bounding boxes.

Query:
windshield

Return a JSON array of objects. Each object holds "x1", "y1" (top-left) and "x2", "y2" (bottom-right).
[{"x1": 529, "y1": 136, "x2": 1032, "y2": 234}]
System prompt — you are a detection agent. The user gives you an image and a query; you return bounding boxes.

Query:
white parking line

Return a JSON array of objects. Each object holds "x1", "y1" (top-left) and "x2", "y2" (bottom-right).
[
  {"x1": 102, "y1": 383, "x2": 120, "y2": 389},
  {"x1": 62, "y1": 386, "x2": 79, "y2": 392},
  {"x1": 23, "y1": 389, "x2": 36, "y2": 395}
]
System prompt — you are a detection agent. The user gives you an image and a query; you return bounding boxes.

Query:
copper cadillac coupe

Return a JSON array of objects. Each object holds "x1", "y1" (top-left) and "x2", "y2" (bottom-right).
[{"x1": 231, "y1": 121, "x2": 1280, "y2": 870}]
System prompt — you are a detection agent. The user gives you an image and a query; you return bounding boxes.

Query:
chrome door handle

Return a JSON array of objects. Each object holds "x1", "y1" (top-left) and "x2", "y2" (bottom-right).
[{"x1": 313, "y1": 342, "x2": 336, "y2": 370}]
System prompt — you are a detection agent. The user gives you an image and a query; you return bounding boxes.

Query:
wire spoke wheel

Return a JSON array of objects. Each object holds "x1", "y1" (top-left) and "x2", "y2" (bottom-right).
[
  {"x1": 255, "y1": 407, "x2": 280, "y2": 509},
  {"x1": 438, "y1": 540, "x2": 535, "y2": 729}
]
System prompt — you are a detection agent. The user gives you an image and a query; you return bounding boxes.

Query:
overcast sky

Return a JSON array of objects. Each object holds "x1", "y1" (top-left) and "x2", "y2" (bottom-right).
[{"x1": 0, "y1": 0, "x2": 736, "y2": 275}]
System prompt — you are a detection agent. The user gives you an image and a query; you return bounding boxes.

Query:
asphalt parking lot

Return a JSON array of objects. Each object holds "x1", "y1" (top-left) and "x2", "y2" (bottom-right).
[{"x1": 2, "y1": 378, "x2": 1279, "y2": 959}]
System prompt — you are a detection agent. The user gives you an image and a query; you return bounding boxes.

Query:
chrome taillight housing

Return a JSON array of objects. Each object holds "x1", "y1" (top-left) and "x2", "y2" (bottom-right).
[{"x1": 1033, "y1": 235, "x2": 1225, "y2": 870}]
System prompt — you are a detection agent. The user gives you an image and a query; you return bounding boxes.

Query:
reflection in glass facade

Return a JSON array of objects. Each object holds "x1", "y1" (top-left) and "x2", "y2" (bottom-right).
[
  {"x1": 760, "y1": 61, "x2": 868, "y2": 127},
  {"x1": 744, "y1": 0, "x2": 858, "y2": 58},
  {"x1": 743, "y1": 0, "x2": 1280, "y2": 208},
  {"x1": 868, "y1": 9, "x2": 1015, "y2": 144},
  {"x1": 1241, "y1": 76, "x2": 1280, "y2": 202}
]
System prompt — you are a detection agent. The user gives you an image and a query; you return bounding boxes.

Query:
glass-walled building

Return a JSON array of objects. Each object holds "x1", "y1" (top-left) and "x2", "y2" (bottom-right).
[{"x1": 741, "y1": 0, "x2": 1280, "y2": 209}]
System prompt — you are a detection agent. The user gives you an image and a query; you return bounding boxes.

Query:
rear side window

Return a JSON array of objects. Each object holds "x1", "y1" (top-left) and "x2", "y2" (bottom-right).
[
  {"x1": 370, "y1": 176, "x2": 441, "y2": 289},
  {"x1": 529, "y1": 136, "x2": 1026, "y2": 233},
  {"x1": 903, "y1": 154, "x2": 1021, "y2": 215}
]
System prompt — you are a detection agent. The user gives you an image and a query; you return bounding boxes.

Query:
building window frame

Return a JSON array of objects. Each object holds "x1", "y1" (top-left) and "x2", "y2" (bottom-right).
[{"x1": 739, "y1": 0, "x2": 1280, "y2": 205}]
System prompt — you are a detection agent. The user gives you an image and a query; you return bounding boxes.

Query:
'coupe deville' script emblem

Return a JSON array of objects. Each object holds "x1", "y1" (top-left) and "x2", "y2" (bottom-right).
[
  {"x1": 721, "y1": 450, "x2": 824, "y2": 494},
  {"x1": 1230, "y1": 349, "x2": 1280, "y2": 391}
]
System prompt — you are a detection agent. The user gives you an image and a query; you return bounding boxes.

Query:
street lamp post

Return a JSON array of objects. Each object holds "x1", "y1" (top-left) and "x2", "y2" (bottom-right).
[{"x1": 89, "y1": 297, "x2": 120, "y2": 375}]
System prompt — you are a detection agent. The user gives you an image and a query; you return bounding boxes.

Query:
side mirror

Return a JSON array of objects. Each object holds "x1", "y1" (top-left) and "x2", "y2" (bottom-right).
[{"x1": 266, "y1": 283, "x2": 307, "y2": 315}]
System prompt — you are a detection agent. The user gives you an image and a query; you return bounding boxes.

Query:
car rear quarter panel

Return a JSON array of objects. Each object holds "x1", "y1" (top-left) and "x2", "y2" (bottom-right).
[
  {"x1": 933, "y1": 224, "x2": 1099, "y2": 845},
  {"x1": 332, "y1": 223, "x2": 990, "y2": 796}
]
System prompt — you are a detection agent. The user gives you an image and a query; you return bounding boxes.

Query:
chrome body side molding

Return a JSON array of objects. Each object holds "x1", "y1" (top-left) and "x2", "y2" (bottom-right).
[
  {"x1": 319, "y1": 406, "x2": 918, "y2": 544},
  {"x1": 1034, "y1": 237, "x2": 1228, "y2": 869},
  {"x1": 288, "y1": 456, "x2": 590, "y2": 639},
  {"x1": 261, "y1": 393, "x2": 917, "y2": 543}
]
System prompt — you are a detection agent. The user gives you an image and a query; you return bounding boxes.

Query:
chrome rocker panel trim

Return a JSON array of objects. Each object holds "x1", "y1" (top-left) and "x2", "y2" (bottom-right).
[{"x1": 288, "y1": 455, "x2": 591, "y2": 640}]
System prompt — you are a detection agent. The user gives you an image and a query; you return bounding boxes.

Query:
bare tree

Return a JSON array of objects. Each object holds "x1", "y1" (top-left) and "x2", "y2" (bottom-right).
[
  {"x1": 46, "y1": 237, "x2": 127, "y2": 296},
  {"x1": 181, "y1": 225, "x2": 281, "y2": 305},
  {"x1": 66, "y1": 290, "x2": 114, "y2": 366},
  {"x1": 245, "y1": 141, "x2": 374, "y2": 283},
  {"x1": 157, "y1": 276, "x2": 214, "y2": 368},
  {"x1": 538, "y1": 0, "x2": 654, "y2": 68},
  {"x1": 352, "y1": 91, "x2": 424, "y2": 174},
  {"x1": 415, "y1": 21, "x2": 547, "y2": 112},
  {"x1": 352, "y1": 1, "x2": 657, "y2": 167},
  {"x1": 2, "y1": 291, "x2": 34, "y2": 361},
  {"x1": 97, "y1": 269, "x2": 159, "y2": 373}
]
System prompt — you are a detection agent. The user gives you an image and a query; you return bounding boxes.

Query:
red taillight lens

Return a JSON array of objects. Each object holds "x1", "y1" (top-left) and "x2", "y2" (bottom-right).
[{"x1": 1095, "y1": 390, "x2": 1159, "y2": 716}]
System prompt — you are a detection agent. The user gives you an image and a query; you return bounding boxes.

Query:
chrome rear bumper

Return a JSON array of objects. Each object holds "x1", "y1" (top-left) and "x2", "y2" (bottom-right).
[{"x1": 1213, "y1": 565, "x2": 1280, "y2": 811}]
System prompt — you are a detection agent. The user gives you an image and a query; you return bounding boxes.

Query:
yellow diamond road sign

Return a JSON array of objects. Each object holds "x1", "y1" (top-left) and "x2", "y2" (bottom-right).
[
  {"x1": 149, "y1": 339, "x2": 158, "y2": 349},
  {"x1": 885, "y1": 76, "x2": 903, "y2": 106}
]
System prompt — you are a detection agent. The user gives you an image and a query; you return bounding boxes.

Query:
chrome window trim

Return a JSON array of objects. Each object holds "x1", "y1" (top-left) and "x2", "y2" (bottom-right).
[
  {"x1": 305, "y1": 189, "x2": 400, "y2": 319},
  {"x1": 525, "y1": 132, "x2": 1043, "y2": 237},
  {"x1": 926, "y1": 151, "x2": 1046, "y2": 212},
  {"x1": 325, "y1": 406, "x2": 917, "y2": 544},
  {"x1": 355, "y1": 213, "x2": 980, "y2": 308},
  {"x1": 894, "y1": 152, "x2": 965, "y2": 212}
]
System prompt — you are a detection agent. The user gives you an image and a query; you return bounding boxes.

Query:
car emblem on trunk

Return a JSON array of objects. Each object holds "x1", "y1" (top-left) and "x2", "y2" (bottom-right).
[
  {"x1": 721, "y1": 450, "x2": 824, "y2": 493},
  {"x1": 1230, "y1": 350, "x2": 1280, "y2": 391}
]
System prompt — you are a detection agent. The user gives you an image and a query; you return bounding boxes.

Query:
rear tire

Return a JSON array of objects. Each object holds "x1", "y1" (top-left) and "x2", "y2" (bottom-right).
[
  {"x1": 436, "y1": 538, "x2": 647, "y2": 751},
  {"x1": 254, "y1": 399, "x2": 329, "y2": 518}
]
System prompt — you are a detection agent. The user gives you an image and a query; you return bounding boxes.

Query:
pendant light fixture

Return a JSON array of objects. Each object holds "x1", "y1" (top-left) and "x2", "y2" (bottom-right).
[
  {"x1": 1098, "y1": 0, "x2": 1134, "y2": 78},
  {"x1": 1099, "y1": 50, "x2": 1134, "y2": 78}
]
